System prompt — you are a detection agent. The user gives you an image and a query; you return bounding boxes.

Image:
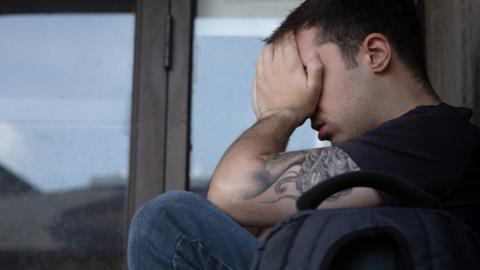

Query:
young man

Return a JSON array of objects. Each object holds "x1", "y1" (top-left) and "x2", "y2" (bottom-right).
[{"x1": 128, "y1": 0, "x2": 480, "y2": 269}]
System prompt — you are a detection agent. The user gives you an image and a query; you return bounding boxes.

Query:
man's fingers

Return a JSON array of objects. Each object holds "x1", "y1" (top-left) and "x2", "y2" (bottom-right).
[
  {"x1": 306, "y1": 53, "x2": 324, "y2": 93},
  {"x1": 283, "y1": 32, "x2": 303, "y2": 68},
  {"x1": 262, "y1": 43, "x2": 274, "y2": 66},
  {"x1": 253, "y1": 75, "x2": 259, "y2": 117},
  {"x1": 256, "y1": 53, "x2": 263, "y2": 75},
  {"x1": 257, "y1": 44, "x2": 273, "y2": 75},
  {"x1": 280, "y1": 34, "x2": 289, "y2": 63}
]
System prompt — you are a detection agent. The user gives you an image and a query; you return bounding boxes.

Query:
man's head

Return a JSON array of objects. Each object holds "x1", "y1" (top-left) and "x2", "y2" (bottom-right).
[{"x1": 267, "y1": 0, "x2": 439, "y2": 143}]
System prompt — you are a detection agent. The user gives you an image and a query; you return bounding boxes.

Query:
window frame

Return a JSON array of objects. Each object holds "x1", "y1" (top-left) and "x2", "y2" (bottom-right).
[
  {"x1": 0, "y1": 0, "x2": 135, "y2": 14},
  {"x1": 127, "y1": 0, "x2": 194, "y2": 220}
]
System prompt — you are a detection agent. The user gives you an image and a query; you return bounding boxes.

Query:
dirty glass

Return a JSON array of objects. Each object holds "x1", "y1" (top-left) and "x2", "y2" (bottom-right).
[
  {"x1": 0, "y1": 14, "x2": 134, "y2": 269},
  {"x1": 190, "y1": 0, "x2": 331, "y2": 195}
]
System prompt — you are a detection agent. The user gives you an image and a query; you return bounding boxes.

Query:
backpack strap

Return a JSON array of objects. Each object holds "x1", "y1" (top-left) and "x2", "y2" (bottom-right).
[{"x1": 297, "y1": 171, "x2": 441, "y2": 211}]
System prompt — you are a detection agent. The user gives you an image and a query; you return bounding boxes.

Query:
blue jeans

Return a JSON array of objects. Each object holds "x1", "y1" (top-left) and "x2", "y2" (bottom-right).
[{"x1": 128, "y1": 191, "x2": 260, "y2": 270}]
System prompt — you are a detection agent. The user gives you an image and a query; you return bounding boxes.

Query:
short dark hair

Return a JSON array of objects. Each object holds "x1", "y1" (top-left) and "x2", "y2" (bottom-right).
[{"x1": 267, "y1": 0, "x2": 432, "y2": 88}]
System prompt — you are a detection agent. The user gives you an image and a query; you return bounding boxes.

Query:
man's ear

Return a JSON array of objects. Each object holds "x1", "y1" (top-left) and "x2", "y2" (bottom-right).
[{"x1": 361, "y1": 33, "x2": 391, "y2": 73}]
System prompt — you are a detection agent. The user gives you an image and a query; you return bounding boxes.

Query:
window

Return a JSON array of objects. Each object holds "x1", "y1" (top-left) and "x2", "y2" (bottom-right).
[{"x1": 0, "y1": 13, "x2": 135, "y2": 269}]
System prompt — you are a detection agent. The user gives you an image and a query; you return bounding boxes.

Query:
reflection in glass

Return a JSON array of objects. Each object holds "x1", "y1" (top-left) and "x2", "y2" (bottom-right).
[
  {"x1": 0, "y1": 14, "x2": 134, "y2": 269},
  {"x1": 190, "y1": 11, "x2": 330, "y2": 195}
]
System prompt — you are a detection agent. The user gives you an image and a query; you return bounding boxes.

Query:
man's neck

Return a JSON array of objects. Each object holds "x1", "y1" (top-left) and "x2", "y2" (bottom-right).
[{"x1": 375, "y1": 79, "x2": 441, "y2": 126}]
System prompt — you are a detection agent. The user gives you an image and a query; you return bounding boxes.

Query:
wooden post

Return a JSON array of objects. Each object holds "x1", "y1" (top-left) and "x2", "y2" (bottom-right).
[
  {"x1": 422, "y1": 0, "x2": 480, "y2": 125},
  {"x1": 128, "y1": 0, "x2": 170, "y2": 218}
]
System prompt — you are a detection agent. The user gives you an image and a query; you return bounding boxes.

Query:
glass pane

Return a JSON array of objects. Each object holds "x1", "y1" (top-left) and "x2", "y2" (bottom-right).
[
  {"x1": 0, "y1": 14, "x2": 135, "y2": 269},
  {"x1": 190, "y1": 0, "x2": 330, "y2": 195}
]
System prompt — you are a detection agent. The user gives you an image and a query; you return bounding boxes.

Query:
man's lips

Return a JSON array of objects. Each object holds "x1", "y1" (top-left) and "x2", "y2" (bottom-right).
[
  {"x1": 318, "y1": 125, "x2": 330, "y2": 141},
  {"x1": 311, "y1": 119, "x2": 331, "y2": 141},
  {"x1": 315, "y1": 123, "x2": 333, "y2": 141}
]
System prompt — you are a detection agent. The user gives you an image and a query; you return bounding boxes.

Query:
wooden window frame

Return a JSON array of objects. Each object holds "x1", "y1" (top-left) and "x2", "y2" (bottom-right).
[
  {"x1": 0, "y1": 0, "x2": 135, "y2": 13},
  {"x1": 128, "y1": 0, "x2": 194, "y2": 220},
  {"x1": 418, "y1": 0, "x2": 480, "y2": 125}
]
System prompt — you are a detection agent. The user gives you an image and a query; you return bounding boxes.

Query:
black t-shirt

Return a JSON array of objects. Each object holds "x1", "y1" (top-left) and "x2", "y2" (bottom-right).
[{"x1": 337, "y1": 103, "x2": 480, "y2": 235}]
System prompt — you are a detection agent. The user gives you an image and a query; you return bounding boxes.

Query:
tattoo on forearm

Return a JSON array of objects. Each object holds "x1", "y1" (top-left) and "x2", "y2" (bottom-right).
[{"x1": 243, "y1": 147, "x2": 359, "y2": 203}]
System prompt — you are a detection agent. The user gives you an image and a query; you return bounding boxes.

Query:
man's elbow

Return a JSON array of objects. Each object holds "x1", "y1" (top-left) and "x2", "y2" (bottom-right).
[
  {"x1": 208, "y1": 180, "x2": 275, "y2": 226},
  {"x1": 207, "y1": 180, "x2": 245, "y2": 221}
]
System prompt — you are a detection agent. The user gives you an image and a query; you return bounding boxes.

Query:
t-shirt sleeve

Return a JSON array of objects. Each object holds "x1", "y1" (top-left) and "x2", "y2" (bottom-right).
[
  {"x1": 337, "y1": 139, "x2": 403, "y2": 206},
  {"x1": 335, "y1": 107, "x2": 477, "y2": 205}
]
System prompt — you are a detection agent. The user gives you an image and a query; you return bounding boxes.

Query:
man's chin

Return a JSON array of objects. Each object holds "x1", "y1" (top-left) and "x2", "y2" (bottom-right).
[
  {"x1": 316, "y1": 125, "x2": 351, "y2": 144},
  {"x1": 320, "y1": 133, "x2": 349, "y2": 145}
]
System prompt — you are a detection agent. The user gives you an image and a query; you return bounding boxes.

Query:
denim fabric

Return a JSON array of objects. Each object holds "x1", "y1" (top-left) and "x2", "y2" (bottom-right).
[{"x1": 128, "y1": 191, "x2": 260, "y2": 270}]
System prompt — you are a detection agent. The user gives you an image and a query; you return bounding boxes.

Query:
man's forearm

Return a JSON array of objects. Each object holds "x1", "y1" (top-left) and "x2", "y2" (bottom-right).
[{"x1": 208, "y1": 111, "x2": 300, "y2": 203}]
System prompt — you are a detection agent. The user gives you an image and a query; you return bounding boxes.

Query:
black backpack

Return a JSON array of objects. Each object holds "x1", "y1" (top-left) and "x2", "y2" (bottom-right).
[{"x1": 250, "y1": 171, "x2": 480, "y2": 270}]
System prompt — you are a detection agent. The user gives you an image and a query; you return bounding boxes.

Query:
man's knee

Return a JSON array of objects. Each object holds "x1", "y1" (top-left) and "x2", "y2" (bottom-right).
[
  {"x1": 128, "y1": 192, "x2": 206, "y2": 265},
  {"x1": 128, "y1": 191, "x2": 258, "y2": 270},
  {"x1": 130, "y1": 191, "x2": 203, "y2": 233}
]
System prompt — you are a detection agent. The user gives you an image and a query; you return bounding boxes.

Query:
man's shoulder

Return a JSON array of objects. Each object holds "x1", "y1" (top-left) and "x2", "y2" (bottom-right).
[
  {"x1": 353, "y1": 103, "x2": 478, "y2": 145},
  {"x1": 335, "y1": 103, "x2": 479, "y2": 196},
  {"x1": 337, "y1": 102, "x2": 479, "y2": 157},
  {"x1": 380, "y1": 103, "x2": 474, "y2": 130}
]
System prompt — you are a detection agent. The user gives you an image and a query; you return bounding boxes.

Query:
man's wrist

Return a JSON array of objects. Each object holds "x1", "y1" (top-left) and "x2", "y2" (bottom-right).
[
  {"x1": 257, "y1": 108, "x2": 306, "y2": 128},
  {"x1": 245, "y1": 108, "x2": 301, "y2": 154}
]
